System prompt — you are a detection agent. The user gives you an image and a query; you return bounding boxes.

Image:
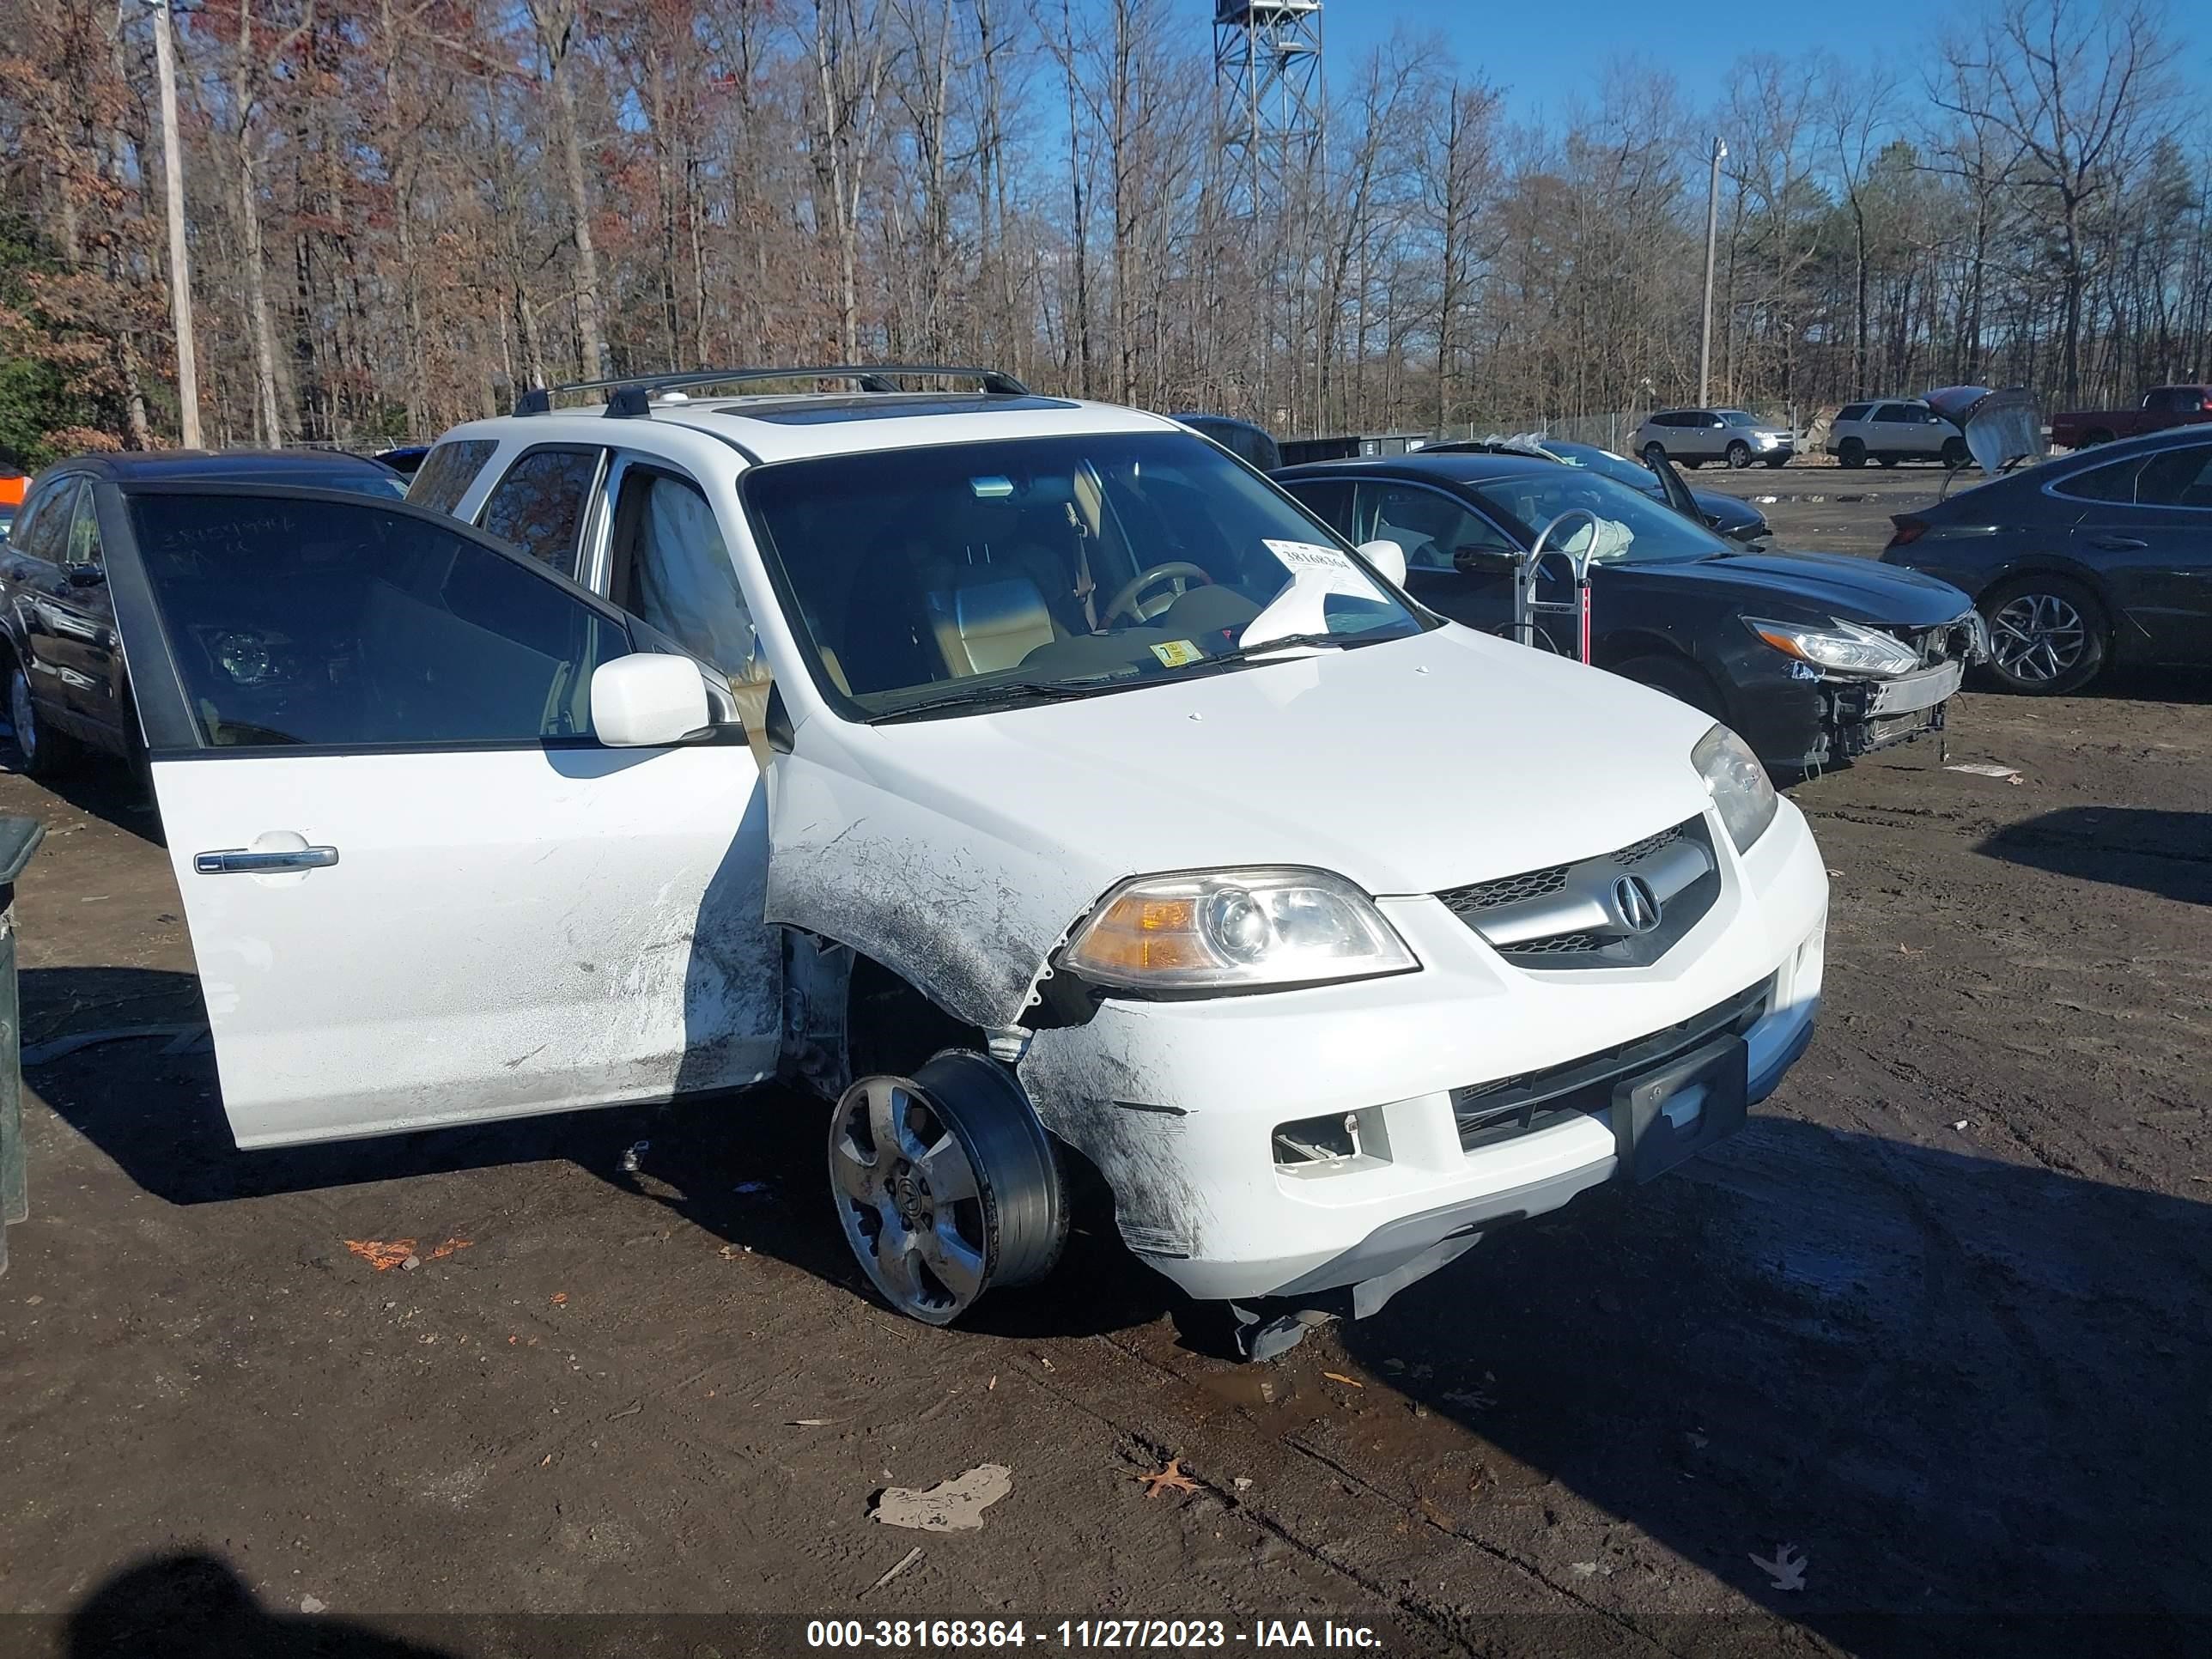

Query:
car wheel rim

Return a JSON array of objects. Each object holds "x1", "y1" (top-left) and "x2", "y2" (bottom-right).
[
  {"x1": 9, "y1": 671, "x2": 33, "y2": 763},
  {"x1": 1990, "y1": 593, "x2": 2087, "y2": 683},
  {"x1": 830, "y1": 1075, "x2": 990, "y2": 1323}
]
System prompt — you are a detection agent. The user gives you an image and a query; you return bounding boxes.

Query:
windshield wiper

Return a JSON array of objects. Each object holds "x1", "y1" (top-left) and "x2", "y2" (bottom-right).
[
  {"x1": 1185, "y1": 631, "x2": 1389, "y2": 673},
  {"x1": 870, "y1": 678, "x2": 1131, "y2": 722}
]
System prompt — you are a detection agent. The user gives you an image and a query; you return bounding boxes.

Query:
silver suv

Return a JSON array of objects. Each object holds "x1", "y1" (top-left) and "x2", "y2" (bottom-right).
[
  {"x1": 1826, "y1": 400, "x2": 1969, "y2": 469},
  {"x1": 1634, "y1": 409, "x2": 1796, "y2": 469}
]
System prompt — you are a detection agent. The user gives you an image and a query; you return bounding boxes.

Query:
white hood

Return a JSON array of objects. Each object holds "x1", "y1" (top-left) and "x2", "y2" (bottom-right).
[{"x1": 764, "y1": 624, "x2": 1718, "y2": 1027}]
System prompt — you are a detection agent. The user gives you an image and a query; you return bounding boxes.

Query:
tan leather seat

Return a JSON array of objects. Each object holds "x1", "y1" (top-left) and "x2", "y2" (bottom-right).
[{"x1": 925, "y1": 574, "x2": 1058, "y2": 676}]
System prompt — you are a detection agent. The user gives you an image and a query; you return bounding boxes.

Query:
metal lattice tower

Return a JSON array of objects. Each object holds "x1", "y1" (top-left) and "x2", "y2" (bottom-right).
[{"x1": 1213, "y1": 0, "x2": 1324, "y2": 221}]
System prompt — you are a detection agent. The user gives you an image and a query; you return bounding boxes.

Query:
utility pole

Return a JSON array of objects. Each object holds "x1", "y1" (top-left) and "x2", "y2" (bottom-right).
[
  {"x1": 149, "y1": 0, "x2": 202, "y2": 448},
  {"x1": 1698, "y1": 136, "x2": 1726, "y2": 410}
]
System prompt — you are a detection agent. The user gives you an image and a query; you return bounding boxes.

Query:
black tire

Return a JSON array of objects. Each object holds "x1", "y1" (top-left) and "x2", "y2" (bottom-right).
[
  {"x1": 829, "y1": 1049, "x2": 1066, "y2": 1325},
  {"x1": 1878, "y1": 453, "x2": 1899, "y2": 468},
  {"x1": 1611, "y1": 652, "x2": 1729, "y2": 725},
  {"x1": 5, "y1": 654, "x2": 77, "y2": 781},
  {"x1": 1641, "y1": 441, "x2": 1668, "y2": 466},
  {"x1": 1764, "y1": 455, "x2": 1790, "y2": 468},
  {"x1": 1839, "y1": 438, "x2": 1867, "y2": 468},
  {"x1": 1978, "y1": 574, "x2": 2107, "y2": 696},
  {"x1": 1725, "y1": 441, "x2": 1753, "y2": 469},
  {"x1": 1941, "y1": 436, "x2": 1970, "y2": 469},
  {"x1": 1681, "y1": 458, "x2": 1705, "y2": 469}
]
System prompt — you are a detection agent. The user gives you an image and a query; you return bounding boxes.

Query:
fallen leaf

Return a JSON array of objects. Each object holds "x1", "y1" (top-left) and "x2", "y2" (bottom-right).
[
  {"x1": 987, "y1": 1376, "x2": 997, "y2": 1390},
  {"x1": 428, "y1": 1237, "x2": 473, "y2": 1261},
  {"x1": 1135, "y1": 1458, "x2": 1200, "y2": 1498},
  {"x1": 538, "y1": 1454, "x2": 552, "y2": 1468},
  {"x1": 1899, "y1": 944, "x2": 1924, "y2": 956},
  {"x1": 343, "y1": 1239, "x2": 417, "y2": 1273},
  {"x1": 1322, "y1": 1371, "x2": 1364, "y2": 1389},
  {"x1": 550, "y1": 1291, "x2": 568, "y2": 1305},
  {"x1": 1417, "y1": 1496, "x2": 1455, "y2": 1529}
]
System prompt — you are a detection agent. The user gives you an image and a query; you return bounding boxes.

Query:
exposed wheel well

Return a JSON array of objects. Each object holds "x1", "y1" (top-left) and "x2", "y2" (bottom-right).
[
  {"x1": 1605, "y1": 647, "x2": 1730, "y2": 724},
  {"x1": 846, "y1": 951, "x2": 988, "y2": 1082}
]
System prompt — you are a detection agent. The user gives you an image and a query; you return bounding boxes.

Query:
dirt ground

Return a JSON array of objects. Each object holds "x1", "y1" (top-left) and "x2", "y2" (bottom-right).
[{"x1": 1, "y1": 471, "x2": 2207, "y2": 1658}]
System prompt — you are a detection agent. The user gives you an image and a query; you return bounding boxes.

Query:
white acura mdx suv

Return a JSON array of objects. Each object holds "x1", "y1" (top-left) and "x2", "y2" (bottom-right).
[{"x1": 107, "y1": 367, "x2": 1826, "y2": 1357}]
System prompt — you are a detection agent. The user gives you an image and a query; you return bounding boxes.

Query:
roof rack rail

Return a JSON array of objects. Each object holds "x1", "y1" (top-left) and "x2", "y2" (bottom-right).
[{"x1": 512, "y1": 363, "x2": 1031, "y2": 417}]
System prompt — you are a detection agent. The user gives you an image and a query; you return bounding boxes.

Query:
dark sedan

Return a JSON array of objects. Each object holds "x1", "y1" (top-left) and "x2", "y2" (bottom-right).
[
  {"x1": 1276, "y1": 453, "x2": 1983, "y2": 772},
  {"x1": 1422, "y1": 436, "x2": 1772, "y2": 545},
  {"x1": 1881, "y1": 426, "x2": 2212, "y2": 695},
  {"x1": 1, "y1": 448, "x2": 406, "y2": 777}
]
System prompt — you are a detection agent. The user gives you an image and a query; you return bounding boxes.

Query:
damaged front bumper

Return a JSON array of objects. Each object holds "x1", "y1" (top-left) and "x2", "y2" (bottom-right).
[
  {"x1": 1824, "y1": 658, "x2": 1965, "y2": 761},
  {"x1": 1017, "y1": 800, "x2": 1828, "y2": 1309}
]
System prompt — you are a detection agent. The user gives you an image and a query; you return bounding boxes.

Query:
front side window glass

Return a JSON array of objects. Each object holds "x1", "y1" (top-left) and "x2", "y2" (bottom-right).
[
  {"x1": 743, "y1": 432, "x2": 1426, "y2": 719},
  {"x1": 613, "y1": 471, "x2": 757, "y2": 673},
  {"x1": 126, "y1": 494, "x2": 625, "y2": 749},
  {"x1": 1352, "y1": 483, "x2": 1514, "y2": 570},
  {"x1": 64, "y1": 482, "x2": 102, "y2": 566},
  {"x1": 1468, "y1": 471, "x2": 1727, "y2": 566}
]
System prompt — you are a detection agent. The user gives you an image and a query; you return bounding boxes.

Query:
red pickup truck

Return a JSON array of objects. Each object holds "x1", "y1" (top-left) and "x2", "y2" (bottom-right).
[{"x1": 2051, "y1": 385, "x2": 2212, "y2": 449}]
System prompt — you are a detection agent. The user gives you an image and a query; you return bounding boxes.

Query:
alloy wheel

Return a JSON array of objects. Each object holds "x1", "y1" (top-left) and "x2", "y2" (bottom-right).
[
  {"x1": 1989, "y1": 592, "x2": 2087, "y2": 684},
  {"x1": 830, "y1": 1074, "x2": 992, "y2": 1323}
]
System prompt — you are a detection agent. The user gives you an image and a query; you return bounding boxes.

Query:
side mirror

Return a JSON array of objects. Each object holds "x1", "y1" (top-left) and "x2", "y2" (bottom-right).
[
  {"x1": 1356, "y1": 538, "x2": 1407, "y2": 587},
  {"x1": 65, "y1": 563, "x2": 105, "y2": 588},
  {"x1": 1451, "y1": 544, "x2": 1521, "y2": 575},
  {"x1": 591, "y1": 653, "x2": 711, "y2": 748}
]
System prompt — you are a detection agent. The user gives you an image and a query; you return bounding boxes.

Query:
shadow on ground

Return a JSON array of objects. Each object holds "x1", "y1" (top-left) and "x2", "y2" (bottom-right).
[
  {"x1": 20, "y1": 966, "x2": 1176, "y2": 1348},
  {"x1": 1330, "y1": 1117, "x2": 2212, "y2": 1653},
  {"x1": 52, "y1": 1553, "x2": 453, "y2": 1659},
  {"x1": 1977, "y1": 806, "x2": 2211, "y2": 904}
]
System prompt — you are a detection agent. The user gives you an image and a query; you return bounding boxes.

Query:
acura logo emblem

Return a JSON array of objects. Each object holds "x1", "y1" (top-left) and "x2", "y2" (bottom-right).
[{"x1": 1612, "y1": 875, "x2": 1662, "y2": 933}]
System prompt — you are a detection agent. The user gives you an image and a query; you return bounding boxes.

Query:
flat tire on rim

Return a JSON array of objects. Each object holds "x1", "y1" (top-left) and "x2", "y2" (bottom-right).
[
  {"x1": 828, "y1": 1050, "x2": 1064, "y2": 1325},
  {"x1": 6, "y1": 664, "x2": 70, "y2": 778},
  {"x1": 1980, "y1": 577, "x2": 2106, "y2": 696}
]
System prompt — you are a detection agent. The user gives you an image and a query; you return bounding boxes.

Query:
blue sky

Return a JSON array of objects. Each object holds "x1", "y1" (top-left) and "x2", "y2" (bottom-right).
[{"x1": 1216, "y1": 0, "x2": 1978, "y2": 127}]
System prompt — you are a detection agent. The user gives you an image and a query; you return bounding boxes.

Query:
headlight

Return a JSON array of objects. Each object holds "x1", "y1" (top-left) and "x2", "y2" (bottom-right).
[
  {"x1": 1742, "y1": 616, "x2": 1921, "y2": 678},
  {"x1": 1060, "y1": 867, "x2": 1416, "y2": 993},
  {"x1": 1692, "y1": 724, "x2": 1777, "y2": 854}
]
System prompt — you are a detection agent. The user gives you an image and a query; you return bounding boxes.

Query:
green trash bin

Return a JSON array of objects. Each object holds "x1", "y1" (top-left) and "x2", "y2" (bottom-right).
[{"x1": 0, "y1": 815, "x2": 46, "y2": 1278}]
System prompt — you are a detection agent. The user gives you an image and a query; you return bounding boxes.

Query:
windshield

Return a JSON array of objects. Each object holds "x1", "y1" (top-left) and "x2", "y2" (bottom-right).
[
  {"x1": 1546, "y1": 441, "x2": 1663, "y2": 495},
  {"x1": 1467, "y1": 470, "x2": 1728, "y2": 566},
  {"x1": 744, "y1": 432, "x2": 1425, "y2": 719}
]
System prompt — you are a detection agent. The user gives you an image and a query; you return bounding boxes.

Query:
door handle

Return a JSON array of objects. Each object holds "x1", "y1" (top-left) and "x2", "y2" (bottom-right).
[
  {"x1": 193, "y1": 846, "x2": 339, "y2": 875},
  {"x1": 2090, "y1": 536, "x2": 2148, "y2": 550}
]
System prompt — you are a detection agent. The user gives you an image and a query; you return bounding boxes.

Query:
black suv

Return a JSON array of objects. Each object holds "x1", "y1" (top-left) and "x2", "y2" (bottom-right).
[{"x1": 2, "y1": 450, "x2": 404, "y2": 777}]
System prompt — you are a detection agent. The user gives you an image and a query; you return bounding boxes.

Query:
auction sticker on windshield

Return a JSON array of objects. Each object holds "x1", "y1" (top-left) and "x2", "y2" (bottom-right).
[{"x1": 1244, "y1": 539, "x2": 1385, "y2": 645}]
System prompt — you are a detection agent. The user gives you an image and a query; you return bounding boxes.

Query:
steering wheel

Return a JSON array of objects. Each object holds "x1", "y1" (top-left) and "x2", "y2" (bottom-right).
[{"x1": 1101, "y1": 562, "x2": 1213, "y2": 626}]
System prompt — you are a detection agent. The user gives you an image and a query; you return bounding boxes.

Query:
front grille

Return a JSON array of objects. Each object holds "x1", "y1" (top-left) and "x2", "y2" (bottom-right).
[
  {"x1": 1439, "y1": 866, "x2": 1568, "y2": 916},
  {"x1": 1452, "y1": 976, "x2": 1771, "y2": 1151},
  {"x1": 1437, "y1": 815, "x2": 1718, "y2": 970}
]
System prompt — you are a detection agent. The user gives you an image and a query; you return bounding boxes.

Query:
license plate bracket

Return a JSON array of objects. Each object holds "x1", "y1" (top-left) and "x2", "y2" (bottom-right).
[{"x1": 1612, "y1": 1033, "x2": 1749, "y2": 1183}]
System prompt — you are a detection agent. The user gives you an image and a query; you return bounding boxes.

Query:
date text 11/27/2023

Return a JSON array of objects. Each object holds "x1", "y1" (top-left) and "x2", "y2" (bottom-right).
[{"x1": 805, "y1": 1620, "x2": 1386, "y2": 1650}]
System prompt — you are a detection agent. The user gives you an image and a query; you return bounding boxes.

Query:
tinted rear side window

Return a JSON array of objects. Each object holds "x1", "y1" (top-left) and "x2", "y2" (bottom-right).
[
  {"x1": 127, "y1": 494, "x2": 625, "y2": 750},
  {"x1": 2053, "y1": 458, "x2": 2143, "y2": 504},
  {"x1": 477, "y1": 447, "x2": 605, "y2": 578},
  {"x1": 1837, "y1": 404, "x2": 1870, "y2": 422},
  {"x1": 407, "y1": 439, "x2": 497, "y2": 516}
]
